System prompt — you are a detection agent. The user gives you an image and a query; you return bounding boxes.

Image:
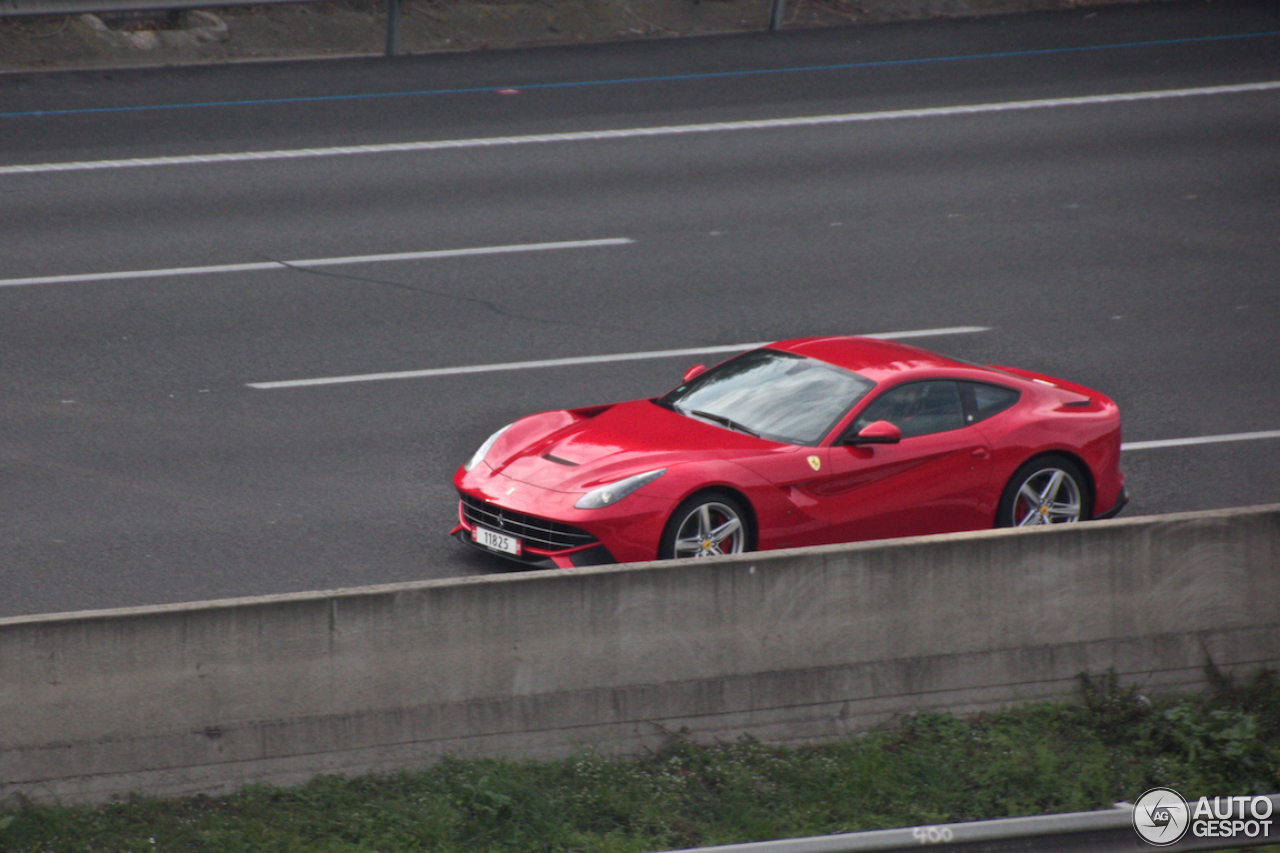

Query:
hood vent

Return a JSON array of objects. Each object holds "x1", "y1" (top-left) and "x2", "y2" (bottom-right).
[{"x1": 542, "y1": 453, "x2": 580, "y2": 466}]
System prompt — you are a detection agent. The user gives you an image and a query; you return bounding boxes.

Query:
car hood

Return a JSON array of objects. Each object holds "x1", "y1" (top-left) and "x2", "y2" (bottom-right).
[{"x1": 486, "y1": 399, "x2": 770, "y2": 492}]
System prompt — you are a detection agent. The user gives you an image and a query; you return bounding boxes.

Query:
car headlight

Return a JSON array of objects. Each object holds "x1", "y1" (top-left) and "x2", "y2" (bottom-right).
[
  {"x1": 575, "y1": 469, "x2": 666, "y2": 510},
  {"x1": 463, "y1": 423, "x2": 513, "y2": 472}
]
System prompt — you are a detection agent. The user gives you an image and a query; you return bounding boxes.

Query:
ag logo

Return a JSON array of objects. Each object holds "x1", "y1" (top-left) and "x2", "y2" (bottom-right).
[
  {"x1": 1133, "y1": 787, "x2": 1190, "y2": 846},
  {"x1": 807, "y1": 455, "x2": 821, "y2": 471}
]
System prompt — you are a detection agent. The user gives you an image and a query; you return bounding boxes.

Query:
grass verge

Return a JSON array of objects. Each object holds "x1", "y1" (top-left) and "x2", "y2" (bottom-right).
[{"x1": 3, "y1": 668, "x2": 1278, "y2": 853}]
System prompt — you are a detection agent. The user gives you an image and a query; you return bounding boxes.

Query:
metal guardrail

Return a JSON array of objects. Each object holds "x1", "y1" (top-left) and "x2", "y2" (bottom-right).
[
  {"x1": 0, "y1": 0, "x2": 411, "y2": 55},
  {"x1": 0, "y1": 0, "x2": 789, "y2": 56},
  {"x1": 653, "y1": 794, "x2": 1280, "y2": 853},
  {"x1": 1, "y1": 0, "x2": 293, "y2": 12}
]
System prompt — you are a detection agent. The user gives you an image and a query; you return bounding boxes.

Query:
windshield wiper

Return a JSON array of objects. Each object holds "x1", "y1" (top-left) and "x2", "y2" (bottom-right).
[{"x1": 690, "y1": 409, "x2": 758, "y2": 437}]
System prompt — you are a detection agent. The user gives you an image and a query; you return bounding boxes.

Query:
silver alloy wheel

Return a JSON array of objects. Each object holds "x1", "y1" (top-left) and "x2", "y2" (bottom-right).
[
  {"x1": 1010, "y1": 466, "x2": 1084, "y2": 526},
  {"x1": 672, "y1": 500, "x2": 747, "y2": 558}
]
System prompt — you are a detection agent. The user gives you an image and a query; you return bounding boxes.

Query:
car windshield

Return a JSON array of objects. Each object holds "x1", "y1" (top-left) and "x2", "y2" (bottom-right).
[{"x1": 658, "y1": 349, "x2": 874, "y2": 446}]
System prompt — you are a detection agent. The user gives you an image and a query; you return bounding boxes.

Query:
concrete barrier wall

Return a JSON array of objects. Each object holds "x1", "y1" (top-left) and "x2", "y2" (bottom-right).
[{"x1": 3, "y1": 505, "x2": 1278, "y2": 804}]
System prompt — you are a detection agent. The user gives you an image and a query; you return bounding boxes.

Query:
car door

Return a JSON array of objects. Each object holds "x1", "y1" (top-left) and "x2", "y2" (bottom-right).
[{"x1": 814, "y1": 380, "x2": 995, "y2": 543}]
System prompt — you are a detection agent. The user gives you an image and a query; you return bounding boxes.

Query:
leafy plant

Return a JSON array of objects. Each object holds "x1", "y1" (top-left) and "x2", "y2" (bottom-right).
[{"x1": 2, "y1": 671, "x2": 1276, "y2": 853}]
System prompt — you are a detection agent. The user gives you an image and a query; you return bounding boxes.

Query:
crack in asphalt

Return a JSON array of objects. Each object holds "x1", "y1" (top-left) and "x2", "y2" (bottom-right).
[{"x1": 266, "y1": 256, "x2": 717, "y2": 343}]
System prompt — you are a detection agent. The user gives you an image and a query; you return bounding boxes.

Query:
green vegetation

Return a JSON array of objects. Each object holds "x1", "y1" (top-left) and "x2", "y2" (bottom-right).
[{"x1": 3, "y1": 669, "x2": 1278, "y2": 853}]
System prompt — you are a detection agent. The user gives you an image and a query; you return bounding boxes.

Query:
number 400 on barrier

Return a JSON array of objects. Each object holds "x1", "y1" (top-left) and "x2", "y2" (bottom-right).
[{"x1": 912, "y1": 825, "x2": 954, "y2": 844}]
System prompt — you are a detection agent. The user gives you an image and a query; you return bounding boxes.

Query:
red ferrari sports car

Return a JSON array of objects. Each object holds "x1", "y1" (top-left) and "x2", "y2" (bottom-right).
[{"x1": 451, "y1": 336, "x2": 1127, "y2": 568}]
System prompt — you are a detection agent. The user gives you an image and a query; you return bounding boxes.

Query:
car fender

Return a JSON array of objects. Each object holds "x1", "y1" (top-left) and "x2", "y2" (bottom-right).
[
  {"x1": 651, "y1": 457, "x2": 828, "y2": 552},
  {"x1": 484, "y1": 406, "x2": 615, "y2": 469}
]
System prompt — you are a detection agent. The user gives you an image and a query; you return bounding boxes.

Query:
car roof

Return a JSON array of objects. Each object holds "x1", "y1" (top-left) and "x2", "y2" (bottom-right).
[{"x1": 767, "y1": 336, "x2": 990, "y2": 385}]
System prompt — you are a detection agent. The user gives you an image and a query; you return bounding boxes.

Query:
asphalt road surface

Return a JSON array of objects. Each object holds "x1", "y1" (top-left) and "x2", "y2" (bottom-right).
[{"x1": 2, "y1": 0, "x2": 1278, "y2": 618}]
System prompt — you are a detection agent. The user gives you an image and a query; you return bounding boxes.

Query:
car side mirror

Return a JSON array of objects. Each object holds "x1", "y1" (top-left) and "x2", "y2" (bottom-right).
[
  {"x1": 682, "y1": 364, "x2": 707, "y2": 383},
  {"x1": 846, "y1": 420, "x2": 901, "y2": 445}
]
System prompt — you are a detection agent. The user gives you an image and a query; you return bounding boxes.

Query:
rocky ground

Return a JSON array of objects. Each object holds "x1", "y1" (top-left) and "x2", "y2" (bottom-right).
[{"x1": 0, "y1": 0, "x2": 1157, "y2": 73}]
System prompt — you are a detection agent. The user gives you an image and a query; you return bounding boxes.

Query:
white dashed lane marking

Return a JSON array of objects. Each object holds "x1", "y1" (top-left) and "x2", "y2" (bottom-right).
[
  {"x1": 0, "y1": 239, "x2": 635, "y2": 289},
  {"x1": 1121, "y1": 431, "x2": 1280, "y2": 451},
  {"x1": 2, "y1": 82, "x2": 1276, "y2": 176},
  {"x1": 246, "y1": 326, "x2": 992, "y2": 389}
]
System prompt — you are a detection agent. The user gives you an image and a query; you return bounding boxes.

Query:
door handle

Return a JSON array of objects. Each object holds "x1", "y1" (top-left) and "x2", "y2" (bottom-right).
[{"x1": 971, "y1": 448, "x2": 991, "y2": 460}]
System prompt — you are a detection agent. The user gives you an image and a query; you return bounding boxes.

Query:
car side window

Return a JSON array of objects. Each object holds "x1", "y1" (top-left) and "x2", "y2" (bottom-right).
[
  {"x1": 958, "y1": 381, "x2": 1020, "y2": 425},
  {"x1": 851, "y1": 381, "x2": 965, "y2": 439}
]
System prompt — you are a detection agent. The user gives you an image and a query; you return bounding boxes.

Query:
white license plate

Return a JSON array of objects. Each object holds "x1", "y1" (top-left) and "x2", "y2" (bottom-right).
[{"x1": 473, "y1": 526, "x2": 521, "y2": 556}]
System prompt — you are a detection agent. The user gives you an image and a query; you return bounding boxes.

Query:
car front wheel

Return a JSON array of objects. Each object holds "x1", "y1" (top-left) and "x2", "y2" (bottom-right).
[
  {"x1": 659, "y1": 492, "x2": 751, "y2": 559},
  {"x1": 996, "y1": 455, "x2": 1091, "y2": 527}
]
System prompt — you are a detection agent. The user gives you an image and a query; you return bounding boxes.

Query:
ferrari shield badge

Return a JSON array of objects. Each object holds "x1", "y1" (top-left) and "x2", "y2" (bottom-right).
[{"x1": 807, "y1": 455, "x2": 821, "y2": 471}]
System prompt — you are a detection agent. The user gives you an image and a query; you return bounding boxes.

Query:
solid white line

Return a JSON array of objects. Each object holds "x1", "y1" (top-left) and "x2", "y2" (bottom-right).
[
  {"x1": 0, "y1": 239, "x2": 635, "y2": 289},
  {"x1": 246, "y1": 326, "x2": 991, "y2": 389},
  {"x1": 1122, "y1": 430, "x2": 1280, "y2": 451},
  {"x1": 3, "y1": 82, "x2": 1277, "y2": 176}
]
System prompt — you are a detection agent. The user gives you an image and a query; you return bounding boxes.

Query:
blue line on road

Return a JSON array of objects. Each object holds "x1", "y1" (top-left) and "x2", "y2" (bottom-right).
[{"x1": 1, "y1": 30, "x2": 1277, "y2": 119}]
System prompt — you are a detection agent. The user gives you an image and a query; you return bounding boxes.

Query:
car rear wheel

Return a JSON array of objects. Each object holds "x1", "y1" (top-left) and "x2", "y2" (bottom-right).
[
  {"x1": 997, "y1": 455, "x2": 1091, "y2": 527},
  {"x1": 659, "y1": 492, "x2": 751, "y2": 559}
]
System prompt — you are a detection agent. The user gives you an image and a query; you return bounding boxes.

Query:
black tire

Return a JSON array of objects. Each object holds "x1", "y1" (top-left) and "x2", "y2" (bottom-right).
[
  {"x1": 996, "y1": 454, "x2": 1092, "y2": 528},
  {"x1": 659, "y1": 491, "x2": 753, "y2": 560}
]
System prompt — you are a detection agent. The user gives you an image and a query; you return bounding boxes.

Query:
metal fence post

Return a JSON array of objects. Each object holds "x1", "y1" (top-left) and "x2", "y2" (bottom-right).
[
  {"x1": 769, "y1": 0, "x2": 785, "y2": 31},
  {"x1": 385, "y1": 0, "x2": 400, "y2": 56}
]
